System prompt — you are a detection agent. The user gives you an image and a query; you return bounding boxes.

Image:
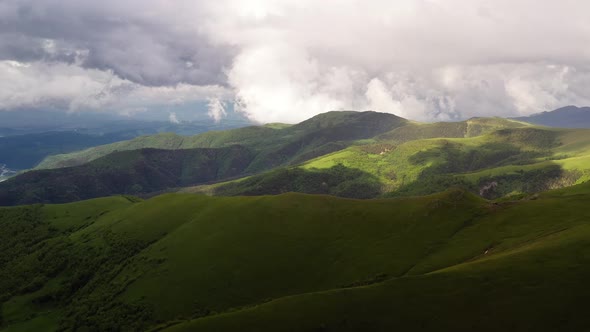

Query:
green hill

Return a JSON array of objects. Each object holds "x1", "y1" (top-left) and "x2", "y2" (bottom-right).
[
  {"x1": 205, "y1": 125, "x2": 590, "y2": 199},
  {"x1": 35, "y1": 111, "x2": 408, "y2": 171},
  {"x1": 9, "y1": 111, "x2": 590, "y2": 206},
  {"x1": 0, "y1": 146, "x2": 254, "y2": 206},
  {"x1": 3, "y1": 183, "x2": 590, "y2": 331},
  {"x1": 7, "y1": 111, "x2": 590, "y2": 206},
  {"x1": 1, "y1": 112, "x2": 413, "y2": 206},
  {"x1": 17, "y1": 112, "x2": 549, "y2": 205}
]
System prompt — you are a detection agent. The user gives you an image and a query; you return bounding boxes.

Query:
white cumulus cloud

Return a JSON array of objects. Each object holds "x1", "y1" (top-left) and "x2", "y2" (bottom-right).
[{"x1": 2, "y1": 0, "x2": 590, "y2": 123}]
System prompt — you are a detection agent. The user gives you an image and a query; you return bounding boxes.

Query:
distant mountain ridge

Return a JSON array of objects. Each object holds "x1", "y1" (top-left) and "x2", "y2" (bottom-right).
[
  {"x1": 0, "y1": 111, "x2": 560, "y2": 206},
  {"x1": 0, "y1": 146, "x2": 254, "y2": 206},
  {"x1": 514, "y1": 106, "x2": 590, "y2": 128},
  {"x1": 6, "y1": 109, "x2": 590, "y2": 206}
]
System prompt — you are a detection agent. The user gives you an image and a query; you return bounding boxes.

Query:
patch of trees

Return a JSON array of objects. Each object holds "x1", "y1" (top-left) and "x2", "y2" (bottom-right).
[
  {"x1": 388, "y1": 165, "x2": 585, "y2": 200},
  {"x1": 476, "y1": 166, "x2": 583, "y2": 199},
  {"x1": 216, "y1": 164, "x2": 383, "y2": 199},
  {"x1": 0, "y1": 146, "x2": 256, "y2": 206},
  {"x1": 0, "y1": 208, "x2": 159, "y2": 330},
  {"x1": 410, "y1": 141, "x2": 548, "y2": 175}
]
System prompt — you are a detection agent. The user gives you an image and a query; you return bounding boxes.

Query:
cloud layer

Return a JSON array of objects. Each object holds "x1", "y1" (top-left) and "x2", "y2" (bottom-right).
[{"x1": 1, "y1": 0, "x2": 590, "y2": 123}]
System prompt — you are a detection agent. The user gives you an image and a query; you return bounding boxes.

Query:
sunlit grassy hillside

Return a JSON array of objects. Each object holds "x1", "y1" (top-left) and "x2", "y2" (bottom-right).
[{"x1": 206, "y1": 124, "x2": 590, "y2": 199}]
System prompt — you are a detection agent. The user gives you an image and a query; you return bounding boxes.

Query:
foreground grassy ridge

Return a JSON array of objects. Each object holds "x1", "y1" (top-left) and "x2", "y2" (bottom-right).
[
  {"x1": 0, "y1": 190, "x2": 483, "y2": 330},
  {"x1": 3, "y1": 183, "x2": 590, "y2": 330},
  {"x1": 165, "y1": 184, "x2": 590, "y2": 331},
  {"x1": 168, "y1": 227, "x2": 590, "y2": 332}
]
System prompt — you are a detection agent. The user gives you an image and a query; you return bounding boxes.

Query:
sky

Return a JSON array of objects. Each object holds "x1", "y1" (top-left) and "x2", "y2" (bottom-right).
[{"x1": 1, "y1": 0, "x2": 590, "y2": 124}]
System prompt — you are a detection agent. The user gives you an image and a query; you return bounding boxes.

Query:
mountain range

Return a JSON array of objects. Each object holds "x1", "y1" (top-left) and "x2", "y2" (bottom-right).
[
  {"x1": 2, "y1": 107, "x2": 590, "y2": 206},
  {"x1": 514, "y1": 105, "x2": 590, "y2": 128}
]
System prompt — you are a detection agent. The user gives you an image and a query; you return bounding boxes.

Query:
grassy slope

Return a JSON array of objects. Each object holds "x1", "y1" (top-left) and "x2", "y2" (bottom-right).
[
  {"x1": 212, "y1": 164, "x2": 383, "y2": 199},
  {"x1": 299, "y1": 125, "x2": 590, "y2": 197},
  {"x1": 3, "y1": 183, "x2": 590, "y2": 330},
  {"x1": 166, "y1": 184, "x2": 590, "y2": 331}
]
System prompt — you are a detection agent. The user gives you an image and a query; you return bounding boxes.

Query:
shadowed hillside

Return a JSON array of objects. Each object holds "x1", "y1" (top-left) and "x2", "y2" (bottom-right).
[
  {"x1": 0, "y1": 146, "x2": 254, "y2": 206},
  {"x1": 214, "y1": 164, "x2": 383, "y2": 199},
  {"x1": 3, "y1": 183, "x2": 590, "y2": 330}
]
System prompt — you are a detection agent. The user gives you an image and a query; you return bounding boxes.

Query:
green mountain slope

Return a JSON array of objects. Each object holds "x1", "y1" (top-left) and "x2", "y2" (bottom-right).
[
  {"x1": 212, "y1": 164, "x2": 383, "y2": 199},
  {"x1": 0, "y1": 146, "x2": 254, "y2": 206},
  {"x1": 3, "y1": 184, "x2": 590, "y2": 331},
  {"x1": 303, "y1": 126, "x2": 590, "y2": 196},
  {"x1": 206, "y1": 125, "x2": 590, "y2": 199},
  {"x1": 9, "y1": 111, "x2": 590, "y2": 205},
  {"x1": 1, "y1": 112, "x2": 411, "y2": 206},
  {"x1": 36, "y1": 111, "x2": 407, "y2": 171}
]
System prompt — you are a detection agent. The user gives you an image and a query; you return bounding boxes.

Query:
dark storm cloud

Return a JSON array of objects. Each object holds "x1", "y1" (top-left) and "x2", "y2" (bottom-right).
[
  {"x1": 0, "y1": 0, "x2": 234, "y2": 86},
  {"x1": 1, "y1": 0, "x2": 590, "y2": 123}
]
